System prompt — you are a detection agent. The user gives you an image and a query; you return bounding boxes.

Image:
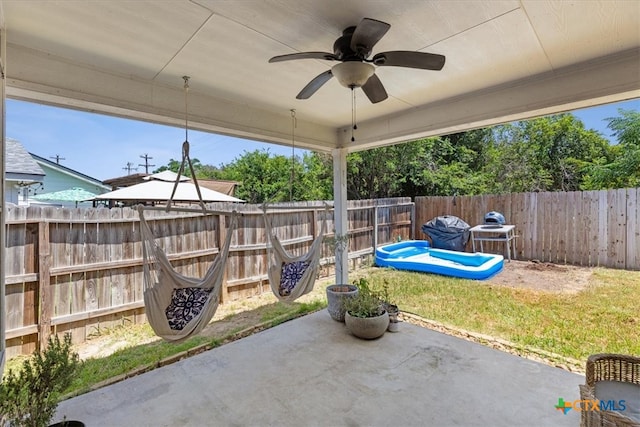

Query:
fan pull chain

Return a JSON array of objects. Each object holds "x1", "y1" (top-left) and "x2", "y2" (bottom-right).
[
  {"x1": 351, "y1": 88, "x2": 357, "y2": 142},
  {"x1": 289, "y1": 109, "x2": 297, "y2": 202}
]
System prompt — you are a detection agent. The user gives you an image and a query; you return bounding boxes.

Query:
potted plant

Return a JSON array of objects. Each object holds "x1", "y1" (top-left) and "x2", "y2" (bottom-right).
[
  {"x1": 326, "y1": 283, "x2": 359, "y2": 322},
  {"x1": 325, "y1": 233, "x2": 358, "y2": 322},
  {"x1": 342, "y1": 278, "x2": 389, "y2": 339},
  {"x1": 379, "y1": 281, "x2": 400, "y2": 332},
  {"x1": 0, "y1": 333, "x2": 83, "y2": 427}
]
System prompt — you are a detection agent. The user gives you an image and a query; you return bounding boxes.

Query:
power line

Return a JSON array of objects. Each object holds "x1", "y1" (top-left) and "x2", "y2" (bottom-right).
[
  {"x1": 49, "y1": 154, "x2": 65, "y2": 164},
  {"x1": 123, "y1": 162, "x2": 138, "y2": 175},
  {"x1": 139, "y1": 153, "x2": 155, "y2": 174}
]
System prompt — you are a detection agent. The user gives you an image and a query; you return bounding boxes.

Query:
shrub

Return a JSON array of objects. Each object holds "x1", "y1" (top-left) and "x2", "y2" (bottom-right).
[
  {"x1": 0, "y1": 334, "x2": 80, "y2": 427},
  {"x1": 342, "y1": 278, "x2": 386, "y2": 318}
]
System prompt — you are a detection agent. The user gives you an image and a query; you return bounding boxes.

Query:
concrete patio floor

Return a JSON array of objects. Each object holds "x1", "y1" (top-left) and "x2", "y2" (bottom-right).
[{"x1": 53, "y1": 311, "x2": 583, "y2": 426}]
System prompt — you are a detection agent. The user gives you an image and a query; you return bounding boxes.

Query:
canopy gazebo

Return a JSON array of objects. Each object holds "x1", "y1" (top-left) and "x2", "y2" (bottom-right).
[
  {"x1": 31, "y1": 187, "x2": 97, "y2": 208},
  {"x1": 92, "y1": 170, "x2": 244, "y2": 206}
]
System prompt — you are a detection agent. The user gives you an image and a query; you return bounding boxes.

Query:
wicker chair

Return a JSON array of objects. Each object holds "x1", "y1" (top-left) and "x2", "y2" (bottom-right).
[{"x1": 579, "y1": 354, "x2": 640, "y2": 427}]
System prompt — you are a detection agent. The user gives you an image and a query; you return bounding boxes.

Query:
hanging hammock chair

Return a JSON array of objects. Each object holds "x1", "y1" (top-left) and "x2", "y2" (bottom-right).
[
  {"x1": 263, "y1": 205, "x2": 328, "y2": 302},
  {"x1": 138, "y1": 206, "x2": 237, "y2": 342}
]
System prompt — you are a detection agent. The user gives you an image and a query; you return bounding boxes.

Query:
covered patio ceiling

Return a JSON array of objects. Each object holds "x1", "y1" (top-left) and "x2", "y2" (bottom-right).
[{"x1": 1, "y1": 0, "x2": 639, "y2": 153}]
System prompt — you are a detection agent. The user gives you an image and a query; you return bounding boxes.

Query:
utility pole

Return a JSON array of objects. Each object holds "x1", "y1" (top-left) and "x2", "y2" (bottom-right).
[
  {"x1": 139, "y1": 153, "x2": 155, "y2": 174},
  {"x1": 49, "y1": 154, "x2": 65, "y2": 164},
  {"x1": 123, "y1": 162, "x2": 137, "y2": 175}
]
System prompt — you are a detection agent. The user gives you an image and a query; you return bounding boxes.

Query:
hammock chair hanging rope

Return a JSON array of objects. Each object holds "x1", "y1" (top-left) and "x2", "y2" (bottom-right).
[{"x1": 137, "y1": 76, "x2": 239, "y2": 342}]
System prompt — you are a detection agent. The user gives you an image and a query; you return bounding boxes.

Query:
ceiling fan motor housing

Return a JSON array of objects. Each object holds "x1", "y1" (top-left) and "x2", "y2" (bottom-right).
[{"x1": 333, "y1": 26, "x2": 369, "y2": 60}]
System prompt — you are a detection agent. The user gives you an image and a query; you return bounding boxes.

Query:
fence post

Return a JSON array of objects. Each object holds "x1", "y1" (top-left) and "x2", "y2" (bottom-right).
[
  {"x1": 219, "y1": 214, "x2": 228, "y2": 304},
  {"x1": 37, "y1": 221, "x2": 52, "y2": 350},
  {"x1": 312, "y1": 207, "x2": 318, "y2": 239},
  {"x1": 411, "y1": 203, "x2": 416, "y2": 240},
  {"x1": 373, "y1": 205, "x2": 379, "y2": 250}
]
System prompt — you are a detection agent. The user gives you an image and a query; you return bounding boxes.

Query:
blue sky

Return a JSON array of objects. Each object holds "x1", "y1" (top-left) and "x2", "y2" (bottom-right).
[{"x1": 6, "y1": 98, "x2": 639, "y2": 182}]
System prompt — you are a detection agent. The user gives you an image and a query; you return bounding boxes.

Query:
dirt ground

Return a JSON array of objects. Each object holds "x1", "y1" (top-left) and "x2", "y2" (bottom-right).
[
  {"x1": 74, "y1": 260, "x2": 593, "y2": 361},
  {"x1": 485, "y1": 259, "x2": 592, "y2": 293}
]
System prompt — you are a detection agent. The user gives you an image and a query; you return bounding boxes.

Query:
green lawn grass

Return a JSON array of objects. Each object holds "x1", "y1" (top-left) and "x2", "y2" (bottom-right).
[
  {"x1": 67, "y1": 299, "x2": 324, "y2": 396},
  {"x1": 359, "y1": 267, "x2": 640, "y2": 361},
  {"x1": 4, "y1": 266, "x2": 638, "y2": 398},
  {"x1": 3, "y1": 300, "x2": 325, "y2": 398}
]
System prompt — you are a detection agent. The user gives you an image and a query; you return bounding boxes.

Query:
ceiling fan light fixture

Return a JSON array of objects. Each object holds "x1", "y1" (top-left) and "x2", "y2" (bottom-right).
[
  {"x1": 270, "y1": 18, "x2": 445, "y2": 102},
  {"x1": 331, "y1": 62, "x2": 374, "y2": 88}
]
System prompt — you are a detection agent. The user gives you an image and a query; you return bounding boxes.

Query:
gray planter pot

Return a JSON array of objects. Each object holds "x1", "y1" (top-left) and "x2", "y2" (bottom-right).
[
  {"x1": 387, "y1": 320, "x2": 400, "y2": 332},
  {"x1": 326, "y1": 284, "x2": 358, "y2": 322},
  {"x1": 386, "y1": 304, "x2": 400, "y2": 332},
  {"x1": 345, "y1": 311, "x2": 390, "y2": 339}
]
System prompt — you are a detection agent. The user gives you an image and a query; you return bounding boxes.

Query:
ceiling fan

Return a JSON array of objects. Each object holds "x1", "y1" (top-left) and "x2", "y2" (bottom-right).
[{"x1": 269, "y1": 17, "x2": 445, "y2": 103}]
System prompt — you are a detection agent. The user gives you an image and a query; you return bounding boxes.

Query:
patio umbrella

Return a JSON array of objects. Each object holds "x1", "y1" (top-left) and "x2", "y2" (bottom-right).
[{"x1": 32, "y1": 187, "x2": 97, "y2": 207}]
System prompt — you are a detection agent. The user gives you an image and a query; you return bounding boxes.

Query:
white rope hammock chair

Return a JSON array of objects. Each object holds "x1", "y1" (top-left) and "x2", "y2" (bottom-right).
[
  {"x1": 263, "y1": 206, "x2": 328, "y2": 302},
  {"x1": 137, "y1": 73, "x2": 243, "y2": 341},
  {"x1": 139, "y1": 206, "x2": 237, "y2": 342}
]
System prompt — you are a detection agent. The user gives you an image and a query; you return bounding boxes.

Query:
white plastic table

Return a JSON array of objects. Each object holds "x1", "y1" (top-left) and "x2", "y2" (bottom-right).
[{"x1": 470, "y1": 224, "x2": 517, "y2": 261}]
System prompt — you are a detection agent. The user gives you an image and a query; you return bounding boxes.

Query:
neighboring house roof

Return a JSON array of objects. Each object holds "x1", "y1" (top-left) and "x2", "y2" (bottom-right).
[
  {"x1": 103, "y1": 171, "x2": 240, "y2": 196},
  {"x1": 30, "y1": 153, "x2": 110, "y2": 190},
  {"x1": 103, "y1": 173, "x2": 148, "y2": 189},
  {"x1": 6, "y1": 138, "x2": 45, "y2": 182},
  {"x1": 197, "y1": 179, "x2": 240, "y2": 197}
]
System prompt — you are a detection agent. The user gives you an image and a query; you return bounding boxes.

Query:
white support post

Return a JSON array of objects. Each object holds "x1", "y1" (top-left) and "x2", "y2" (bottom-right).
[
  {"x1": 332, "y1": 148, "x2": 349, "y2": 285},
  {"x1": 0, "y1": 23, "x2": 7, "y2": 371}
]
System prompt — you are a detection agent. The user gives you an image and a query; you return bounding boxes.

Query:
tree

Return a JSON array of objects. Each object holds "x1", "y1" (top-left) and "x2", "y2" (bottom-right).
[
  {"x1": 151, "y1": 111, "x2": 625, "y2": 202},
  {"x1": 484, "y1": 114, "x2": 612, "y2": 193},
  {"x1": 404, "y1": 130, "x2": 492, "y2": 197},
  {"x1": 153, "y1": 159, "x2": 180, "y2": 174},
  {"x1": 581, "y1": 109, "x2": 640, "y2": 189},
  {"x1": 297, "y1": 152, "x2": 333, "y2": 201},
  {"x1": 345, "y1": 130, "x2": 492, "y2": 199},
  {"x1": 153, "y1": 158, "x2": 207, "y2": 177},
  {"x1": 213, "y1": 149, "x2": 332, "y2": 203}
]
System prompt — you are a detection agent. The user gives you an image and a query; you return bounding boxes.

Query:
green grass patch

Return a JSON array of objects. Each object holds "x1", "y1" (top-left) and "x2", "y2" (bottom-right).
[
  {"x1": 70, "y1": 335, "x2": 212, "y2": 394},
  {"x1": 5, "y1": 267, "x2": 637, "y2": 397},
  {"x1": 4, "y1": 298, "x2": 325, "y2": 398},
  {"x1": 359, "y1": 267, "x2": 640, "y2": 361}
]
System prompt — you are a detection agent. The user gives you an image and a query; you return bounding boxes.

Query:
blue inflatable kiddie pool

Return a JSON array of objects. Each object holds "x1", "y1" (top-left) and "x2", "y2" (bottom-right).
[{"x1": 375, "y1": 240, "x2": 503, "y2": 280}]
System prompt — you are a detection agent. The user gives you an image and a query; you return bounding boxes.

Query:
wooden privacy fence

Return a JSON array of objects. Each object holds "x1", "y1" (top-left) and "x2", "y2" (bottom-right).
[
  {"x1": 3, "y1": 198, "x2": 413, "y2": 358},
  {"x1": 415, "y1": 188, "x2": 640, "y2": 270}
]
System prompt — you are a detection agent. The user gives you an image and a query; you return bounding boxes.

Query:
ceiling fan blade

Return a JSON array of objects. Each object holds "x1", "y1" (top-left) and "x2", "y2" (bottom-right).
[
  {"x1": 372, "y1": 51, "x2": 446, "y2": 70},
  {"x1": 361, "y1": 74, "x2": 388, "y2": 104},
  {"x1": 296, "y1": 70, "x2": 334, "y2": 99},
  {"x1": 350, "y1": 18, "x2": 391, "y2": 56},
  {"x1": 269, "y1": 52, "x2": 337, "y2": 63}
]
